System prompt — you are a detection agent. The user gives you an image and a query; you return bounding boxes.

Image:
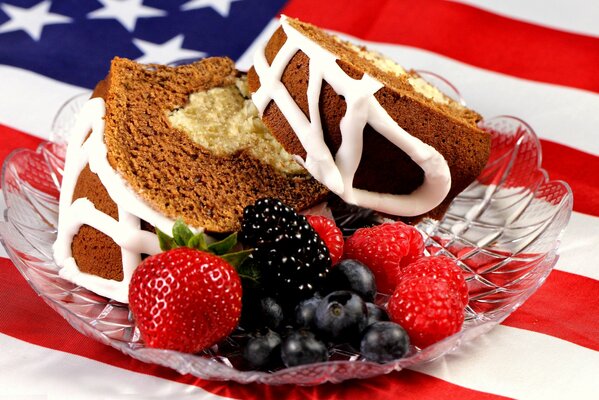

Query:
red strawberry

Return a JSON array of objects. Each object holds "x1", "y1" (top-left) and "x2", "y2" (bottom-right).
[
  {"x1": 129, "y1": 247, "x2": 242, "y2": 353},
  {"x1": 306, "y1": 215, "x2": 344, "y2": 264},
  {"x1": 343, "y1": 222, "x2": 424, "y2": 294},
  {"x1": 387, "y1": 276, "x2": 464, "y2": 348},
  {"x1": 402, "y1": 256, "x2": 469, "y2": 306}
]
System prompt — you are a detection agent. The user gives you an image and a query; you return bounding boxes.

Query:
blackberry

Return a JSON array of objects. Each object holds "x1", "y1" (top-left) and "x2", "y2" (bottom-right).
[{"x1": 240, "y1": 198, "x2": 331, "y2": 303}]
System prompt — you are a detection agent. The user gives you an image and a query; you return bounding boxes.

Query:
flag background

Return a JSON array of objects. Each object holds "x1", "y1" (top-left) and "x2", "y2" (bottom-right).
[{"x1": 1, "y1": 0, "x2": 599, "y2": 398}]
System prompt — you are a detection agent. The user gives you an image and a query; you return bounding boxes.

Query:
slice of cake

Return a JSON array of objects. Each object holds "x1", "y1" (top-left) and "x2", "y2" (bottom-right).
[
  {"x1": 54, "y1": 57, "x2": 327, "y2": 302},
  {"x1": 247, "y1": 16, "x2": 491, "y2": 221}
]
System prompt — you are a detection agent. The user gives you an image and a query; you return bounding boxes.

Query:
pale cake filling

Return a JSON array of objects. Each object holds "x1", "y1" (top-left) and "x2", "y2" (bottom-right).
[
  {"x1": 168, "y1": 77, "x2": 305, "y2": 175},
  {"x1": 340, "y1": 39, "x2": 451, "y2": 105}
]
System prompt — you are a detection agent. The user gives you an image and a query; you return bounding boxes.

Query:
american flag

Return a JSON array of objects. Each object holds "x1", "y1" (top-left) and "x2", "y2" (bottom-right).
[{"x1": 1, "y1": 0, "x2": 599, "y2": 398}]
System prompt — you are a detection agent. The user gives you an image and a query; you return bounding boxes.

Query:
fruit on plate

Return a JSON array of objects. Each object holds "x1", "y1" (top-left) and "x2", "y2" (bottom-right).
[
  {"x1": 360, "y1": 321, "x2": 411, "y2": 363},
  {"x1": 306, "y1": 215, "x2": 344, "y2": 265},
  {"x1": 344, "y1": 222, "x2": 424, "y2": 294},
  {"x1": 243, "y1": 329, "x2": 282, "y2": 368},
  {"x1": 126, "y1": 198, "x2": 469, "y2": 366},
  {"x1": 387, "y1": 275, "x2": 465, "y2": 348},
  {"x1": 402, "y1": 256, "x2": 469, "y2": 306},
  {"x1": 240, "y1": 198, "x2": 331, "y2": 304},
  {"x1": 280, "y1": 330, "x2": 329, "y2": 367},
  {"x1": 314, "y1": 290, "x2": 368, "y2": 342},
  {"x1": 324, "y1": 259, "x2": 377, "y2": 302},
  {"x1": 128, "y1": 221, "x2": 249, "y2": 353}
]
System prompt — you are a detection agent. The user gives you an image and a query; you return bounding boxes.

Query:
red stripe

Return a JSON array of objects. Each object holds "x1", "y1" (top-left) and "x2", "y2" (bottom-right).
[
  {"x1": 0, "y1": 124, "x2": 42, "y2": 172},
  {"x1": 281, "y1": 0, "x2": 599, "y2": 93},
  {"x1": 0, "y1": 258, "x2": 509, "y2": 399},
  {"x1": 539, "y1": 140, "x2": 599, "y2": 217},
  {"x1": 503, "y1": 269, "x2": 599, "y2": 351}
]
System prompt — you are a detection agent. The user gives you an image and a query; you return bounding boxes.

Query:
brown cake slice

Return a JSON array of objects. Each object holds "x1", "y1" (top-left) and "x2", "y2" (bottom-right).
[
  {"x1": 247, "y1": 17, "x2": 491, "y2": 221},
  {"x1": 58, "y1": 57, "x2": 328, "y2": 299}
]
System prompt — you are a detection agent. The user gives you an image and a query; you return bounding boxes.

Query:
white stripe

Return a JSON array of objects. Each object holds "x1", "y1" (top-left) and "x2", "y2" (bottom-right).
[
  {"x1": 451, "y1": 0, "x2": 599, "y2": 38},
  {"x1": 0, "y1": 333, "x2": 230, "y2": 400},
  {"x1": 553, "y1": 212, "x2": 599, "y2": 281},
  {"x1": 0, "y1": 65, "x2": 86, "y2": 140},
  {"x1": 413, "y1": 325, "x2": 599, "y2": 400}
]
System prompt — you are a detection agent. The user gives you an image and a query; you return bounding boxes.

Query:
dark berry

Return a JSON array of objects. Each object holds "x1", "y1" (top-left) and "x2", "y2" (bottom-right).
[
  {"x1": 325, "y1": 259, "x2": 376, "y2": 301},
  {"x1": 243, "y1": 329, "x2": 282, "y2": 368},
  {"x1": 259, "y1": 297, "x2": 284, "y2": 330},
  {"x1": 360, "y1": 321, "x2": 410, "y2": 363},
  {"x1": 314, "y1": 291, "x2": 367, "y2": 342},
  {"x1": 280, "y1": 330, "x2": 328, "y2": 367},
  {"x1": 240, "y1": 198, "x2": 331, "y2": 303},
  {"x1": 295, "y1": 296, "x2": 322, "y2": 328},
  {"x1": 365, "y1": 302, "x2": 389, "y2": 327}
]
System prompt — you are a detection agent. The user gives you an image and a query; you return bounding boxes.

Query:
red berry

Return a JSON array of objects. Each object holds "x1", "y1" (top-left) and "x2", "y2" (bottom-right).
[
  {"x1": 306, "y1": 215, "x2": 344, "y2": 265},
  {"x1": 402, "y1": 256, "x2": 469, "y2": 306},
  {"x1": 343, "y1": 222, "x2": 424, "y2": 294},
  {"x1": 129, "y1": 247, "x2": 242, "y2": 353},
  {"x1": 387, "y1": 276, "x2": 464, "y2": 348}
]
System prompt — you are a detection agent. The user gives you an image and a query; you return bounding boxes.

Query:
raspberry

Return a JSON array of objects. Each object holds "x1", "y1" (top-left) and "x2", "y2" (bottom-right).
[
  {"x1": 387, "y1": 276, "x2": 464, "y2": 348},
  {"x1": 343, "y1": 222, "x2": 424, "y2": 294},
  {"x1": 402, "y1": 256, "x2": 469, "y2": 306},
  {"x1": 306, "y1": 215, "x2": 344, "y2": 265}
]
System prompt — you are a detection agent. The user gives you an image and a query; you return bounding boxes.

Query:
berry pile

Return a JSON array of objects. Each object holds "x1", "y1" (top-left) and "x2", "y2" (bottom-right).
[
  {"x1": 240, "y1": 257, "x2": 411, "y2": 367},
  {"x1": 127, "y1": 198, "x2": 470, "y2": 370}
]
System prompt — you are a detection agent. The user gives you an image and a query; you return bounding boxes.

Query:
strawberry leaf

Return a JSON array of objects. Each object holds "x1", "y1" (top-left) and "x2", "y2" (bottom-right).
[
  {"x1": 235, "y1": 256, "x2": 261, "y2": 287},
  {"x1": 207, "y1": 232, "x2": 237, "y2": 255},
  {"x1": 157, "y1": 228, "x2": 176, "y2": 251},
  {"x1": 172, "y1": 219, "x2": 193, "y2": 247},
  {"x1": 221, "y1": 249, "x2": 253, "y2": 269},
  {"x1": 187, "y1": 232, "x2": 208, "y2": 251}
]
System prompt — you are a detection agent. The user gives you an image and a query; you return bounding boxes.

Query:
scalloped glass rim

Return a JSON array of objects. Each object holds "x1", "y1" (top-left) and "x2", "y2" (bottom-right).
[{"x1": 0, "y1": 85, "x2": 573, "y2": 385}]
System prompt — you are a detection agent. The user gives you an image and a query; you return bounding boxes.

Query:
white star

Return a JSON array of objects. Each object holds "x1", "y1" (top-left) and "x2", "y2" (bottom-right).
[
  {"x1": 87, "y1": 0, "x2": 166, "y2": 32},
  {"x1": 180, "y1": 0, "x2": 242, "y2": 17},
  {"x1": 133, "y1": 34, "x2": 206, "y2": 65},
  {"x1": 0, "y1": 0, "x2": 72, "y2": 41}
]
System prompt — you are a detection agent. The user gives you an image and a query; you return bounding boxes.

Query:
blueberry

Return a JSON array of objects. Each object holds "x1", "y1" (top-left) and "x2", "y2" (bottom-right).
[
  {"x1": 360, "y1": 321, "x2": 410, "y2": 363},
  {"x1": 325, "y1": 259, "x2": 376, "y2": 302},
  {"x1": 243, "y1": 329, "x2": 282, "y2": 368},
  {"x1": 314, "y1": 290, "x2": 367, "y2": 342},
  {"x1": 365, "y1": 302, "x2": 389, "y2": 327},
  {"x1": 295, "y1": 296, "x2": 322, "y2": 328},
  {"x1": 280, "y1": 330, "x2": 328, "y2": 367},
  {"x1": 259, "y1": 297, "x2": 284, "y2": 330},
  {"x1": 239, "y1": 295, "x2": 284, "y2": 331}
]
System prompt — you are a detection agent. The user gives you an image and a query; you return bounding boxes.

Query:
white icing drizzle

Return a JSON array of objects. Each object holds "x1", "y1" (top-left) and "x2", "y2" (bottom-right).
[
  {"x1": 252, "y1": 16, "x2": 451, "y2": 216},
  {"x1": 53, "y1": 98, "x2": 198, "y2": 303}
]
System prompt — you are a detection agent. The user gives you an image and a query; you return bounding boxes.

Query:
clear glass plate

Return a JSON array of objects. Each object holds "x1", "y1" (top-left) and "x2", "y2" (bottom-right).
[{"x1": 0, "y1": 78, "x2": 573, "y2": 385}]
